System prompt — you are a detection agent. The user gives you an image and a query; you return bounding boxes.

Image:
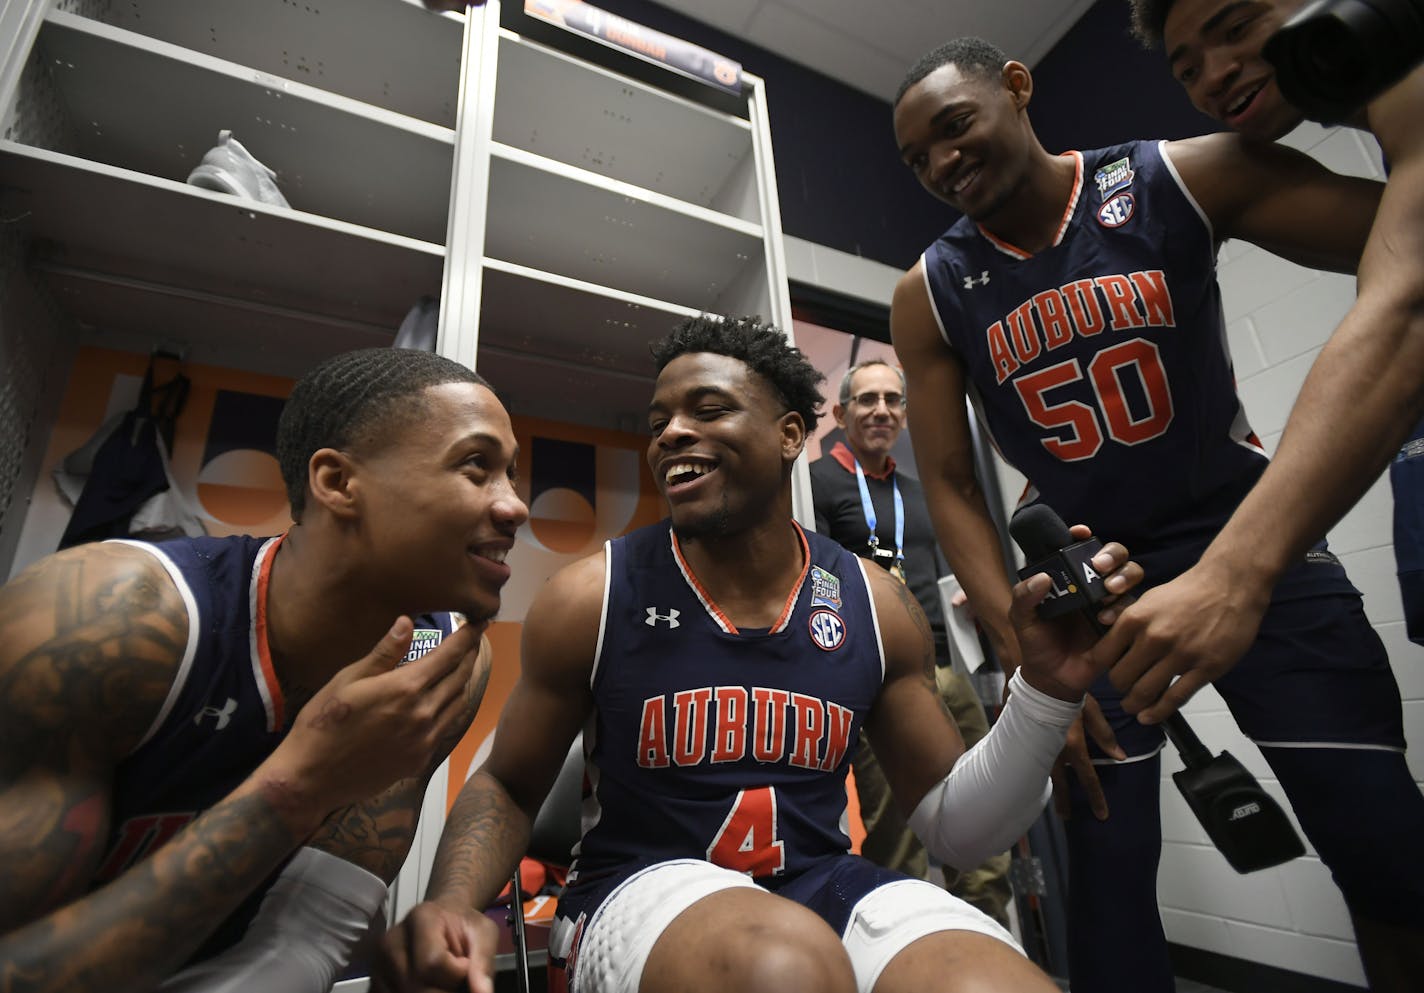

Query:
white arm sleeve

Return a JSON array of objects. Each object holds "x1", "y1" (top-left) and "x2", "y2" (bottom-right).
[
  {"x1": 157, "y1": 847, "x2": 390, "y2": 993},
  {"x1": 906, "y1": 669, "x2": 1081, "y2": 871}
]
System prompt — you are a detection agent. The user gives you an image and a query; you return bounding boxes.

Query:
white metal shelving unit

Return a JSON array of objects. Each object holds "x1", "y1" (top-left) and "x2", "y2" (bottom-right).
[
  {"x1": 0, "y1": 0, "x2": 462, "y2": 380},
  {"x1": 437, "y1": 1, "x2": 797, "y2": 438},
  {"x1": 0, "y1": 0, "x2": 795, "y2": 420}
]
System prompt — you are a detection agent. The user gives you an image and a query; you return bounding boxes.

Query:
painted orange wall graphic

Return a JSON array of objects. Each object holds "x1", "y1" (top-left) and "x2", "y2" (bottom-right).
[{"x1": 444, "y1": 416, "x2": 665, "y2": 810}]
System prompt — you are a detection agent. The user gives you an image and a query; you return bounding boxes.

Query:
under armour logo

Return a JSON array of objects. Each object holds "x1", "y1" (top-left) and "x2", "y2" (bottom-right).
[
  {"x1": 962, "y1": 270, "x2": 991, "y2": 289},
  {"x1": 645, "y1": 607, "x2": 681, "y2": 628},
  {"x1": 194, "y1": 697, "x2": 238, "y2": 730}
]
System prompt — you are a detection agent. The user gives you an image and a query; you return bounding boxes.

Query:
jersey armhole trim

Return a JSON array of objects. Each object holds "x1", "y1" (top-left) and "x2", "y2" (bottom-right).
[
  {"x1": 856, "y1": 558, "x2": 889, "y2": 684},
  {"x1": 591, "y1": 541, "x2": 613, "y2": 690},
  {"x1": 918, "y1": 252, "x2": 957, "y2": 352},
  {"x1": 249, "y1": 536, "x2": 285, "y2": 733},
  {"x1": 107, "y1": 540, "x2": 201, "y2": 753},
  {"x1": 1157, "y1": 139, "x2": 1218, "y2": 263}
]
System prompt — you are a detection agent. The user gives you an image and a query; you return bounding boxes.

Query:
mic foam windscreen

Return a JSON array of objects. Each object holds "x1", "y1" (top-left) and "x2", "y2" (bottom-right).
[{"x1": 1009, "y1": 504, "x2": 1072, "y2": 561}]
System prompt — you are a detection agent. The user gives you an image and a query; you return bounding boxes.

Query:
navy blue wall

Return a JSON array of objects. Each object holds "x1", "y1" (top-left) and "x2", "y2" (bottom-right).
[
  {"x1": 587, "y1": 0, "x2": 1221, "y2": 271},
  {"x1": 1030, "y1": 0, "x2": 1220, "y2": 153}
]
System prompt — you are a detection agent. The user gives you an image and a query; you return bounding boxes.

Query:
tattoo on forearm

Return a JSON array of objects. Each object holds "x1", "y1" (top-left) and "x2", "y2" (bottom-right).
[
  {"x1": 310, "y1": 778, "x2": 424, "y2": 882},
  {"x1": 306, "y1": 646, "x2": 492, "y2": 883},
  {"x1": 426, "y1": 773, "x2": 523, "y2": 910},
  {"x1": 0, "y1": 790, "x2": 297, "y2": 993}
]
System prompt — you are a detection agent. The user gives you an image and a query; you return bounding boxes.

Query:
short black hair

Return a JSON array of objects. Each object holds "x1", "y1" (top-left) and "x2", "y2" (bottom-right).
[
  {"x1": 649, "y1": 315, "x2": 825, "y2": 433},
  {"x1": 1127, "y1": 0, "x2": 1174, "y2": 47},
  {"x1": 276, "y1": 347, "x2": 489, "y2": 519},
  {"x1": 894, "y1": 37, "x2": 1009, "y2": 107}
]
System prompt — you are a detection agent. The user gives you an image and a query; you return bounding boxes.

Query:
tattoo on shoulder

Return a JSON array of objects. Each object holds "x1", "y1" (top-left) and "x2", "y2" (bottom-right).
[
  {"x1": 0, "y1": 545, "x2": 187, "y2": 775},
  {"x1": 887, "y1": 574, "x2": 937, "y2": 681}
]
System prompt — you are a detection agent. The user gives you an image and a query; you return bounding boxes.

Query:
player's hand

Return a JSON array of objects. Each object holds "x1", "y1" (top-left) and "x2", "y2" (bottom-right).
[
  {"x1": 1010, "y1": 527, "x2": 1143, "y2": 701},
  {"x1": 1049, "y1": 694, "x2": 1124, "y2": 821},
  {"x1": 373, "y1": 899, "x2": 499, "y2": 993},
  {"x1": 1097, "y1": 558, "x2": 1268, "y2": 724},
  {"x1": 263, "y1": 617, "x2": 485, "y2": 817}
]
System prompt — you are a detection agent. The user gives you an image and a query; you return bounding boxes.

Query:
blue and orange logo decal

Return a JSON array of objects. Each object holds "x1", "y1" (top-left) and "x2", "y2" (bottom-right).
[
  {"x1": 808, "y1": 609, "x2": 846, "y2": 651},
  {"x1": 1097, "y1": 192, "x2": 1135, "y2": 228}
]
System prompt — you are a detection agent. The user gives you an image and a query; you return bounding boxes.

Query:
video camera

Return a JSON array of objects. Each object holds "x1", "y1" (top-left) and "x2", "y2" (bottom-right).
[{"x1": 1264, "y1": 0, "x2": 1424, "y2": 122}]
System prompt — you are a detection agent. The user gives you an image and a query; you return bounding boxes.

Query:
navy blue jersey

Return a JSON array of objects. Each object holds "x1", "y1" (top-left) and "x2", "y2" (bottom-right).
[
  {"x1": 89, "y1": 534, "x2": 457, "y2": 958},
  {"x1": 564, "y1": 521, "x2": 885, "y2": 896},
  {"x1": 1391, "y1": 419, "x2": 1424, "y2": 643},
  {"x1": 924, "y1": 140, "x2": 1352, "y2": 594}
]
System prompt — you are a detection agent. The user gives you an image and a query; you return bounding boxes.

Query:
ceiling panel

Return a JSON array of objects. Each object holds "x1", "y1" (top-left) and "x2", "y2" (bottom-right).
[
  {"x1": 746, "y1": 3, "x2": 908, "y2": 101},
  {"x1": 648, "y1": 0, "x2": 1096, "y2": 102},
  {"x1": 647, "y1": 0, "x2": 763, "y2": 37}
]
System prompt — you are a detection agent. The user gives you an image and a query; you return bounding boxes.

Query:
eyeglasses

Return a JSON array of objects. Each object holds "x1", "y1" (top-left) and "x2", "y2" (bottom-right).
[{"x1": 849, "y1": 391, "x2": 906, "y2": 410}]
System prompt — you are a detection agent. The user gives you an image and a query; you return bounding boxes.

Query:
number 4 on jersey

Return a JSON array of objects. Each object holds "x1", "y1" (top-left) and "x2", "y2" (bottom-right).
[{"x1": 708, "y1": 786, "x2": 786, "y2": 877}]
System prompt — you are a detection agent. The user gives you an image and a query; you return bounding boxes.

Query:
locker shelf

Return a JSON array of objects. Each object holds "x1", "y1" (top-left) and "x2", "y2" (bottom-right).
[
  {"x1": 36, "y1": 10, "x2": 454, "y2": 243},
  {"x1": 486, "y1": 142, "x2": 763, "y2": 314},
  {"x1": 0, "y1": 141, "x2": 443, "y2": 367},
  {"x1": 86, "y1": 0, "x2": 463, "y2": 128},
  {"x1": 476, "y1": 259, "x2": 695, "y2": 429},
  {"x1": 494, "y1": 29, "x2": 758, "y2": 221}
]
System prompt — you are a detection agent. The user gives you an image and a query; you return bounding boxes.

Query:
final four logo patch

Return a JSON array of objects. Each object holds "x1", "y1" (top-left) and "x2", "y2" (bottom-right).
[
  {"x1": 810, "y1": 566, "x2": 842, "y2": 610},
  {"x1": 402, "y1": 628, "x2": 443, "y2": 665},
  {"x1": 1094, "y1": 155, "x2": 1134, "y2": 200},
  {"x1": 809, "y1": 608, "x2": 847, "y2": 651}
]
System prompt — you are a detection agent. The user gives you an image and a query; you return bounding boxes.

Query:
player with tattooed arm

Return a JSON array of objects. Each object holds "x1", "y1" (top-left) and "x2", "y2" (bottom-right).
[{"x1": 0, "y1": 348, "x2": 528, "y2": 993}]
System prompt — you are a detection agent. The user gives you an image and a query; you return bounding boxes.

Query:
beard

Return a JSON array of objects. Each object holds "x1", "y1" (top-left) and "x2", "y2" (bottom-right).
[
  {"x1": 460, "y1": 602, "x2": 500, "y2": 625},
  {"x1": 670, "y1": 493, "x2": 732, "y2": 541}
]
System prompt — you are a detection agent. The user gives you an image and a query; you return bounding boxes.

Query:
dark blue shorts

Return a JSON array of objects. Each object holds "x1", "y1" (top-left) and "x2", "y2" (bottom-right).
[{"x1": 1091, "y1": 588, "x2": 1405, "y2": 761}]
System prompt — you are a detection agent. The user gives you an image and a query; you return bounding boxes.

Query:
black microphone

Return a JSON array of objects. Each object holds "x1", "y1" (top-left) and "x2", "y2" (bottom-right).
[{"x1": 1008, "y1": 504, "x2": 1305, "y2": 874}]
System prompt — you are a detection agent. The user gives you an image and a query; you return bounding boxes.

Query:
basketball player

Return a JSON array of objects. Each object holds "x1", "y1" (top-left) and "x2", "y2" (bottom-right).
[
  {"x1": 376, "y1": 315, "x2": 1143, "y2": 993},
  {"x1": 0, "y1": 348, "x2": 528, "y2": 993},
  {"x1": 888, "y1": 37, "x2": 1423, "y2": 992},
  {"x1": 1105, "y1": 0, "x2": 1424, "y2": 740}
]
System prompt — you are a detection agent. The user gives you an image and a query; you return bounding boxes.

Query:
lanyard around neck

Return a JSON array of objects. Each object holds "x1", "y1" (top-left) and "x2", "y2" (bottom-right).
[{"x1": 853, "y1": 457, "x2": 903, "y2": 570}]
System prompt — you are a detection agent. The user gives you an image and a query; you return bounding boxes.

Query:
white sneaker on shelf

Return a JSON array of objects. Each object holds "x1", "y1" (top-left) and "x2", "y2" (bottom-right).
[{"x1": 186, "y1": 130, "x2": 290, "y2": 208}]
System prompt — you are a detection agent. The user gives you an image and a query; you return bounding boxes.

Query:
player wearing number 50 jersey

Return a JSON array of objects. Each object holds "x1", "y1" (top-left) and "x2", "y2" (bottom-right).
[
  {"x1": 891, "y1": 38, "x2": 1414, "y2": 993},
  {"x1": 378, "y1": 315, "x2": 1147, "y2": 993},
  {"x1": 924, "y1": 137, "x2": 1280, "y2": 574}
]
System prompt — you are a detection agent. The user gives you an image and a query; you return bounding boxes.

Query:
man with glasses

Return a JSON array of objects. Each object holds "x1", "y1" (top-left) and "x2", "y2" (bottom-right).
[{"x1": 809, "y1": 358, "x2": 1012, "y2": 928}]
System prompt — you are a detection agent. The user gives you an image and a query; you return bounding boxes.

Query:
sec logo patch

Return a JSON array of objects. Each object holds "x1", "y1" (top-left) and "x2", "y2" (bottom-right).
[
  {"x1": 1097, "y1": 192, "x2": 1135, "y2": 228},
  {"x1": 809, "y1": 608, "x2": 846, "y2": 651}
]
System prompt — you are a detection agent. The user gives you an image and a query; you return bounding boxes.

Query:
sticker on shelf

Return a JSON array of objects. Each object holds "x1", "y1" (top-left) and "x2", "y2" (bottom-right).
[{"x1": 524, "y1": 0, "x2": 743, "y2": 95}]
